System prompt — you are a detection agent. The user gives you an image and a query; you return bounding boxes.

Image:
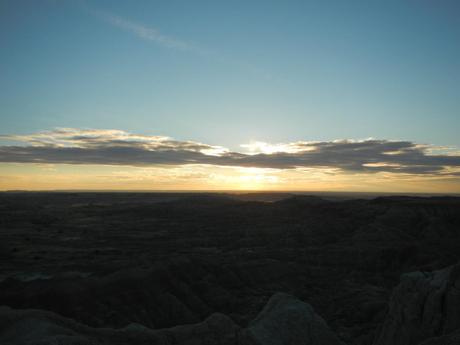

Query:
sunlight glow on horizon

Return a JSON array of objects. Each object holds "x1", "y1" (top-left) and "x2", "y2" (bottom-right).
[
  {"x1": 1, "y1": 162, "x2": 459, "y2": 193},
  {"x1": 1, "y1": 128, "x2": 460, "y2": 193}
]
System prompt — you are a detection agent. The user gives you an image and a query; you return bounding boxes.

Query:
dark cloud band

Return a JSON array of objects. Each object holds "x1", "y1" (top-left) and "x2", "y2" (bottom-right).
[{"x1": 1, "y1": 129, "x2": 459, "y2": 175}]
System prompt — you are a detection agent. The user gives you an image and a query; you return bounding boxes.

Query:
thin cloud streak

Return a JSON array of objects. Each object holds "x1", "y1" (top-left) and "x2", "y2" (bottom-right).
[
  {"x1": 90, "y1": 8, "x2": 272, "y2": 79},
  {"x1": 1, "y1": 129, "x2": 460, "y2": 177},
  {"x1": 91, "y1": 8, "x2": 212, "y2": 56},
  {"x1": 102, "y1": 13, "x2": 192, "y2": 51}
]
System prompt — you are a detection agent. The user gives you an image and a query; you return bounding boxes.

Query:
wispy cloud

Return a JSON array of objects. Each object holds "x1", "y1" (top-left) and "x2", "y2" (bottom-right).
[
  {"x1": 1, "y1": 128, "x2": 460, "y2": 177},
  {"x1": 89, "y1": 8, "x2": 271, "y2": 79},
  {"x1": 100, "y1": 12, "x2": 193, "y2": 51},
  {"x1": 91, "y1": 8, "x2": 212, "y2": 57}
]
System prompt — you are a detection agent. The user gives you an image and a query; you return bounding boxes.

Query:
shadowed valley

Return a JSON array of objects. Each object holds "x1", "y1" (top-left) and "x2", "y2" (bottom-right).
[{"x1": 1, "y1": 192, "x2": 460, "y2": 345}]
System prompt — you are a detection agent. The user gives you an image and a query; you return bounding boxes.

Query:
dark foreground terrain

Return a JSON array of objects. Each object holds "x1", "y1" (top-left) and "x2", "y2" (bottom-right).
[{"x1": 1, "y1": 192, "x2": 460, "y2": 345}]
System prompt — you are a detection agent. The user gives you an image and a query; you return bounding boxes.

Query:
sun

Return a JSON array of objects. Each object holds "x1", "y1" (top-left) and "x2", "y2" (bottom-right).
[{"x1": 234, "y1": 168, "x2": 279, "y2": 190}]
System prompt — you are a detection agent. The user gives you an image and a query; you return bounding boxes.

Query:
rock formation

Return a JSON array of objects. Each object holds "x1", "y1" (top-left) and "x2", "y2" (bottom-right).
[
  {"x1": 246, "y1": 293, "x2": 344, "y2": 345},
  {"x1": 0, "y1": 293, "x2": 342, "y2": 345},
  {"x1": 374, "y1": 263, "x2": 460, "y2": 345}
]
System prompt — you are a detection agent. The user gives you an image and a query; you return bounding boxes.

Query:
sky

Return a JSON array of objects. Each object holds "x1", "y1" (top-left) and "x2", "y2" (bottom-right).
[{"x1": 0, "y1": 0, "x2": 459, "y2": 192}]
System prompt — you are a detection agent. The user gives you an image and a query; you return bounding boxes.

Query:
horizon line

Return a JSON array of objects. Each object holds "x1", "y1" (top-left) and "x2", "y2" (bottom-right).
[{"x1": 2, "y1": 189, "x2": 460, "y2": 196}]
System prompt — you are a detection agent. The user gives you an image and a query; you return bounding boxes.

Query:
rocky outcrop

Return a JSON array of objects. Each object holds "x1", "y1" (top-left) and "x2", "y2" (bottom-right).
[
  {"x1": 373, "y1": 263, "x2": 460, "y2": 345},
  {"x1": 247, "y1": 293, "x2": 344, "y2": 345},
  {"x1": 0, "y1": 305, "x2": 247, "y2": 345},
  {"x1": 418, "y1": 329, "x2": 460, "y2": 345},
  {"x1": 0, "y1": 293, "x2": 344, "y2": 345},
  {"x1": 0, "y1": 258, "x2": 307, "y2": 330}
]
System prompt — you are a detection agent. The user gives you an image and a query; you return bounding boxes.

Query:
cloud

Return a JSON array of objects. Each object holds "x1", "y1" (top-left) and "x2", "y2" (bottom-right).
[
  {"x1": 91, "y1": 9, "x2": 211, "y2": 56},
  {"x1": 90, "y1": 8, "x2": 272, "y2": 79},
  {"x1": 102, "y1": 13, "x2": 192, "y2": 50},
  {"x1": 1, "y1": 128, "x2": 460, "y2": 176}
]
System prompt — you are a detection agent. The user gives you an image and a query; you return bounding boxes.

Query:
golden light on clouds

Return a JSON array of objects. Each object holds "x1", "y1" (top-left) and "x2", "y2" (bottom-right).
[
  {"x1": 1, "y1": 129, "x2": 460, "y2": 193},
  {"x1": 240, "y1": 140, "x2": 321, "y2": 155}
]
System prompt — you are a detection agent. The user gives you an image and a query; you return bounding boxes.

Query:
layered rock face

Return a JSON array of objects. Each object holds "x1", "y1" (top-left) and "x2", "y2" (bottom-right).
[
  {"x1": 0, "y1": 306, "x2": 245, "y2": 345},
  {"x1": 247, "y1": 293, "x2": 344, "y2": 345},
  {"x1": 419, "y1": 329, "x2": 460, "y2": 345},
  {"x1": 0, "y1": 258, "x2": 308, "y2": 330},
  {"x1": 374, "y1": 263, "x2": 460, "y2": 345},
  {"x1": 0, "y1": 293, "x2": 341, "y2": 345}
]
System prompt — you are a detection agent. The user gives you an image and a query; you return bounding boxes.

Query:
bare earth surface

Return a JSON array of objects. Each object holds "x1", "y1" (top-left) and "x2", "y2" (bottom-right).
[{"x1": 1, "y1": 192, "x2": 460, "y2": 345}]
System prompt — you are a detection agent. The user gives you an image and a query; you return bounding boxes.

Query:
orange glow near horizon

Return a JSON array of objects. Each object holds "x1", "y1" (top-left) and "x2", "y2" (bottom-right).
[
  {"x1": 1, "y1": 129, "x2": 460, "y2": 193},
  {"x1": 1, "y1": 163, "x2": 459, "y2": 194}
]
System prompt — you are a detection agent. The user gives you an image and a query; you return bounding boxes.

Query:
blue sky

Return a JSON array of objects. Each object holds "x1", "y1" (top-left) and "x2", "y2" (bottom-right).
[
  {"x1": 1, "y1": 0, "x2": 459, "y2": 151},
  {"x1": 1, "y1": 1, "x2": 460, "y2": 191}
]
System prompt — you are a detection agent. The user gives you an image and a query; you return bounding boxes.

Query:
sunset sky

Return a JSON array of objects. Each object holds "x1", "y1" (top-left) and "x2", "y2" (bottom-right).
[{"x1": 1, "y1": 1, "x2": 459, "y2": 192}]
